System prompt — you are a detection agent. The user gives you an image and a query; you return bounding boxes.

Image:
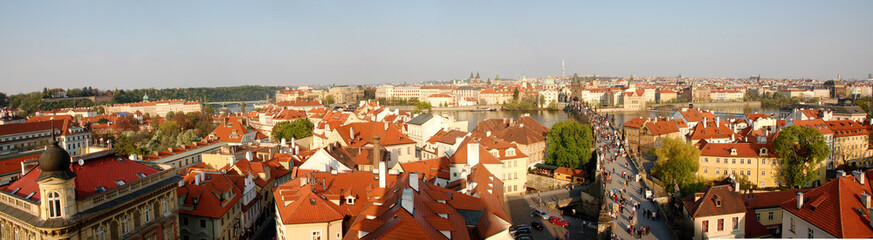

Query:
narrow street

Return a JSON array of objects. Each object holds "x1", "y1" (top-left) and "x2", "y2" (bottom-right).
[{"x1": 579, "y1": 103, "x2": 675, "y2": 240}]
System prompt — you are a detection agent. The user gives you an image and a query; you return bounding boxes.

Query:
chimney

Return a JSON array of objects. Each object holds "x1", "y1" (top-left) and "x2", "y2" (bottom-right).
[
  {"x1": 467, "y1": 141, "x2": 480, "y2": 166},
  {"x1": 486, "y1": 131, "x2": 491, "y2": 137},
  {"x1": 401, "y1": 188, "x2": 414, "y2": 214},
  {"x1": 702, "y1": 118, "x2": 707, "y2": 128},
  {"x1": 410, "y1": 173, "x2": 419, "y2": 192},
  {"x1": 229, "y1": 156, "x2": 237, "y2": 167},
  {"x1": 246, "y1": 151, "x2": 253, "y2": 161},
  {"x1": 863, "y1": 193, "x2": 872, "y2": 209},
  {"x1": 837, "y1": 170, "x2": 846, "y2": 177},
  {"x1": 195, "y1": 173, "x2": 201, "y2": 185},
  {"x1": 373, "y1": 135, "x2": 381, "y2": 166},
  {"x1": 797, "y1": 192, "x2": 804, "y2": 210},
  {"x1": 854, "y1": 170, "x2": 865, "y2": 185},
  {"x1": 384, "y1": 122, "x2": 389, "y2": 131},
  {"x1": 350, "y1": 127, "x2": 355, "y2": 139},
  {"x1": 379, "y1": 161, "x2": 387, "y2": 188}
]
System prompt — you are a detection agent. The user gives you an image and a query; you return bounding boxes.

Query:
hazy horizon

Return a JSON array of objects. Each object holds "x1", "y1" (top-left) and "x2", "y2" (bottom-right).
[{"x1": 2, "y1": 0, "x2": 872, "y2": 94}]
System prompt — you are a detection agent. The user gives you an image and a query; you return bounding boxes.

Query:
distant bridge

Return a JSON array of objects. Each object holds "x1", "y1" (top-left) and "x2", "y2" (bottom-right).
[{"x1": 204, "y1": 100, "x2": 270, "y2": 108}]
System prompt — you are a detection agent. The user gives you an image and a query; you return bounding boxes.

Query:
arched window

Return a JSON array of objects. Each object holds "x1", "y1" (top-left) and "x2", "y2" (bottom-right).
[
  {"x1": 144, "y1": 205, "x2": 151, "y2": 223},
  {"x1": 96, "y1": 226, "x2": 105, "y2": 240},
  {"x1": 47, "y1": 191, "x2": 62, "y2": 218},
  {"x1": 122, "y1": 215, "x2": 130, "y2": 234},
  {"x1": 162, "y1": 198, "x2": 169, "y2": 216}
]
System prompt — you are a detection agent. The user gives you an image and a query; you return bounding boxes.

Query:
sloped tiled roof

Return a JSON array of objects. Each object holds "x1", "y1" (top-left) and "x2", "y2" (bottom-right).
[
  {"x1": 682, "y1": 185, "x2": 746, "y2": 218},
  {"x1": 779, "y1": 173, "x2": 873, "y2": 238}
]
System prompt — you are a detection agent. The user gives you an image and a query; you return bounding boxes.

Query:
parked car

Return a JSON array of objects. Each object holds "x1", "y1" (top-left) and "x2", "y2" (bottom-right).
[
  {"x1": 531, "y1": 221, "x2": 544, "y2": 231},
  {"x1": 509, "y1": 224, "x2": 531, "y2": 236},
  {"x1": 514, "y1": 234, "x2": 533, "y2": 240},
  {"x1": 530, "y1": 209, "x2": 549, "y2": 220},
  {"x1": 549, "y1": 216, "x2": 569, "y2": 227},
  {"x1": 580, "y1": 220, "x2": 596, "y2": 229}
]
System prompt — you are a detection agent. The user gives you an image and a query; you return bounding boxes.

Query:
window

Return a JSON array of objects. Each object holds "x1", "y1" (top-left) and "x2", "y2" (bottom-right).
[
  {"x1": 47, "y1": 191, "x2": 62, "y2": 218},
  {"x1": 122, "y1": 215, "x2": 130, "y2": 234},
  {"x1": 181, "y1": 217, "x2": 188, "y2": 226},
  {"x1": 790, "y1": 217, "x2": 796, "y2": 233},
  {"x1": 755, "y1": 213, "x2": 760, "y2": 221},
  {"x1": 144, "y1": 205, "x2": 152, "y2": 223},
  {"x1": 732, "y1": 159, "x2": 736, "y2": 164},
  {"x1": 704, "y1": 168, "x2": 708, "y2": 173},
  {"x1": 761, "y1": 170, "x2": 766, "y2": 176},
  {"x1": 200, "y1": 219, "x2": 206, "y2": 228},
  {"x1": 768, "y1": 212, "x2": 774, "y2": 220},
  {"x1": 312, "y1": 230, "x2": 322, "y2": 240},
  {"x1": 808, "y1": 228, "x2": 814, "y2": 238},
  {"x1": 96, "y1": 226, "x2": 105, "y2": 240},
  {"x1": 732, "y1": 217, "x2": 739, "y2": 230},
  {"x1": 716, "y1": 158, "x2": 720, "y2": 163},
  {"x1": 717, "y1": 218, "x2": 724, "y2": 231},
  {"x1": 702, "y1": 220, "x2": 709, "y2": 233},
  {"x1": 163, "y1": 198, "x2": 169, "y2": 215}
]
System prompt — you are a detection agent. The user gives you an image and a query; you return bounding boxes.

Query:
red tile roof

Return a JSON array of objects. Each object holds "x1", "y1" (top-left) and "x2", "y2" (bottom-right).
[
  {"x1": 699, "y1": 142, "x2": 776, "y2": 158},
  {"x1": 682, "y1": 185, "x2": 746, "y2": 218},
  {"x1": 3, "y1": 153, "x2": 160, "y2": 201},
  {"x1": 0, "y1": 153, "x2": 40, "y2": 175},
  {"x1": 826, "y1": 120, "x2": 868, "y2": 137},
  {"x1": 336, "y1": 122, "x2": 416, "y2": 147},
  {"x1": 209, "y1": 117, "x2": 254, "y2": 143},
  {"x1": 779, "y1": 173, "x2": 873, "y2": 238},
  {"x1": 678, "y1": 108, "x2": 717, "y2": 123},
  {"x1": 178, "y1": 172, "x2": 245, "y2": 218}
]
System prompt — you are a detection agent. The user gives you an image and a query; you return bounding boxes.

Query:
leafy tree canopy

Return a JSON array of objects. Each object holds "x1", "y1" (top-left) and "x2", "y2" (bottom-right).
[
  {"x1": 773, "y1": 126, "x2": 829, "y2": 188},
  {"x1": 545, "y1": 120, "x2": 593, "y2": 168},
  {"x1": 652, "y1": 137, "x2": 700, "y2": 191},
  {"x1": 272, "y1": 118, "x2": 314, "y2": 142}
]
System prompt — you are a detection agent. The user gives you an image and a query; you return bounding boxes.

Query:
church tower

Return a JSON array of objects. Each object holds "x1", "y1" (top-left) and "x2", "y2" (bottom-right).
[{"x1": 36, "y1": 122, "x2": 78, "y2": 220}]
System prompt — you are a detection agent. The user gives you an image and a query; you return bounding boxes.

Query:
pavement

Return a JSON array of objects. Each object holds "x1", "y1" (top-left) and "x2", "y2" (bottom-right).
[
  {"x1": 599, "y1": 125, "x2": 674, "y2": 240},
  {"x1": 504, "y1": 188, "x2": 596, "y2": 240}
]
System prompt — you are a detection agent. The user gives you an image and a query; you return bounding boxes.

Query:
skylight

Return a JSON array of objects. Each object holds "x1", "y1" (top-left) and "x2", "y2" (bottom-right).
[
  {"x1": 116, "y1": 180, "x2": 126, "y2": 186},
  {"x1": 25, "y1": 192, "x2": 35, "y2": 199},
  {"x1": 96, "y1": 186, "x2": 107, "y2": 193},
  {"x1": 137, "y1": 173, "x2": 147, "y2": 179}
]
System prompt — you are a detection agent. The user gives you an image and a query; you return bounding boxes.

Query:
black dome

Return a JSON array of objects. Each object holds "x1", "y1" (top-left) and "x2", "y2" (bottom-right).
[{"x1": 36, "y1": 139, "x2": 76, "y2": 181}]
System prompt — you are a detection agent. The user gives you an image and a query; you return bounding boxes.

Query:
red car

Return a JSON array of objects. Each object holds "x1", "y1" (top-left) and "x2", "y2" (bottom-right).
[{"x1": 549, "y1": 216, "x2": 569, "y2": 227}]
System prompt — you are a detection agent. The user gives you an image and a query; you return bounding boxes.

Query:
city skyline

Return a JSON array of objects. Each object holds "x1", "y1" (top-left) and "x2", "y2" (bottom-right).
[{"x1": 2, "y1": 0, "x2": 872, "y2": 94}]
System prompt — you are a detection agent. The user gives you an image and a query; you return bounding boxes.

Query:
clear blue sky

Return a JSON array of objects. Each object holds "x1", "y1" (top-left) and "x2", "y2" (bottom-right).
[{"x1": 1, "y1": 1, "x2": 872, "y2": 94}]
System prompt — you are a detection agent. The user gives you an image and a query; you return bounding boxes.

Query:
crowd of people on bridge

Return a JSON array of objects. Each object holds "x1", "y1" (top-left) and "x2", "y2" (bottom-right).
[{"x1": 571, "y1": 102, "x2": 662, "y2": 240}]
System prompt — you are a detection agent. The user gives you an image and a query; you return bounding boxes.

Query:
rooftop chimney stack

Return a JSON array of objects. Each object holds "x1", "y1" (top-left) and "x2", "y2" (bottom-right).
[
  {"x1": 797, "y1": 192, "x2": 804, "y2": 210},
  {"x1": 246, "y1": 151, "x2": 253, "y2": 161},
  {"x1": 378, "y1": 161, "x2": 387, "y2": 188},
  {"x1": 467, "y1": 141, "x2": 480, "y2": 166},
  {"x1": 373, "y1": 135, "x2": 381, "y2": 166},
  {"x1": 863, "y1": 193, "x2": 872, "y2": 209},
  {"x1": 837, "y1": 170, "x2": 847, "y2": 177},
  {"x1": 854, "y1": 170, "x2": 865, "y2": 185},
  {"x1": 410, "y1": 173, "x2": 419, "y2": 192}
]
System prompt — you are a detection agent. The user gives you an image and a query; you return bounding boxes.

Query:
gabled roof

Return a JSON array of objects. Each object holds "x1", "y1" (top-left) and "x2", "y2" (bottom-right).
[
  {"x1": 682, "y1": 185, "x2": 746, "y2": 218},
  {"x1": 677, "y1": 108, "x2": 717, "y2": 123},
  {"x1": 779, "y1": 173, "x2": 873, "y2": 238},
  {"x1": 210, "y1": 117, "x2": 254, "y2": 143},
  {"x1": 336, "y1": 122, "x2": 416, "y2": 147},
  {"x1": 447, "y1": 143, "x2": 503, "y2": 165},
  {"x1": 178, "y1": 172, "x2": 245, "y2": 218}
]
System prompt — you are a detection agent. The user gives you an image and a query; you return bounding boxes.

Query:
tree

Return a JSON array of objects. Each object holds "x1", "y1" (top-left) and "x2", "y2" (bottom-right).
[
  {"x1": 272, "y1": 118, "x2": 314, "y2": 142},
  {"x1": 773, "y1": 126, "x2": 830, "y2": 188},
  {"x1": 115, "y1": 116, "x2": 140, "y2": 132},
  {"x1": 652, "y1": 137, "x2": 700, "y2": 192},
  {"x1": 539, "y1": 95, "x2": 546, "y2": 108},
  {"x1": 512, "y1": 88, "x2": 520, "y2": 100},
  {"x1": 413, "y1": 101, "x2": 432, "y2": 114},
  {"x1": 324, "y1": 95, "x2": 335, "y2": 105},
  {"x1": 545, "y1": 120, "x2": 593, "y2": 168},
  {"x1": 0, "y1": 92, "x2": 7, "y2": 107}
]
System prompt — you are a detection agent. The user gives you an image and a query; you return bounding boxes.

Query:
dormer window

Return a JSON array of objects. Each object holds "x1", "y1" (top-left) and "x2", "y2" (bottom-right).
[
  {"x1": 713, "y1": 195, "x2": 722, "y2": 207},
  {"x1": 759, "y1": 148, "x2": 767, "y2": 156},
  {"x1": 507, "y1": 148, "x2": 515, "y2": 157},
  {"x1": 730, "y1": 148, "x2": 737, "y2": 156},
  {"x1": 346, "y1": 196, "x2": 355, "y2": 205}
]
